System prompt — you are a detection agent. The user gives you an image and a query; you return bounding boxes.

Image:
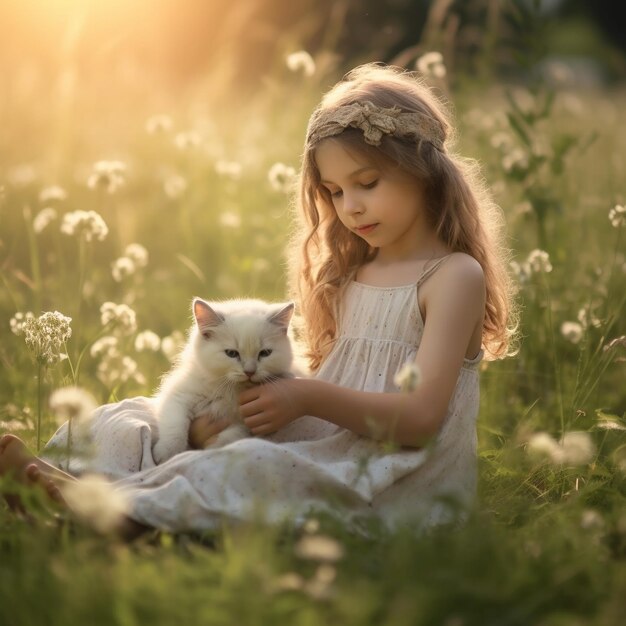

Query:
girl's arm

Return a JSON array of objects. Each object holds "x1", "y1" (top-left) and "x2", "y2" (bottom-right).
[{"x1": 240, "y1": 255, "x2": 486, "y2": 448}]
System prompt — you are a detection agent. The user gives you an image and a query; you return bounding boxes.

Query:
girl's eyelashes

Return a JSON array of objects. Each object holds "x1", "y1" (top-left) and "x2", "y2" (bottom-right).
[{"x1": 362, "y1": 179, "x2": 378, "y2": 189}]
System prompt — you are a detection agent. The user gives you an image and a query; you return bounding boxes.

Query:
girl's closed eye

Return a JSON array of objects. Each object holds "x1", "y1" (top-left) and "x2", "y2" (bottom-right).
[{"x1": 361, "y1": 179, "x2": 378, "y2": 189}]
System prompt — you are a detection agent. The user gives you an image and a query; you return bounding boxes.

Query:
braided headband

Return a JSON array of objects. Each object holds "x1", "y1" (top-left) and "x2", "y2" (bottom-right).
[{"x1": 306, "y1": 101, "x2": 445, "y2": 151}]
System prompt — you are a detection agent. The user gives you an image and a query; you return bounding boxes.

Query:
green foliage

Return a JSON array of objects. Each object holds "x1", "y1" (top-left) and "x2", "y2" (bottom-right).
[{"x1": 1, "y1": 32, "x2": 626, "y2": 626}]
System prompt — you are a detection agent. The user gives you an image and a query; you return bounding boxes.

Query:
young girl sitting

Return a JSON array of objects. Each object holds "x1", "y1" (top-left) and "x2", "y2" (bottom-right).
[{"x1": 0, "y1": 63, "x2": 515, "y2": 536}]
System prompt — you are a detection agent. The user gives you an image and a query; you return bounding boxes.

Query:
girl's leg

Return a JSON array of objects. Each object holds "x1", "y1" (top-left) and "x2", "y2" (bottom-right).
[{"x1": 0, "y1": 433, "x2": 150, "y2": 540}]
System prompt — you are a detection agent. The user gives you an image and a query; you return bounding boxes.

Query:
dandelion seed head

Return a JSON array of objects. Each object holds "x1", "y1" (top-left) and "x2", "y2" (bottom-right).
[
  {"x1": 394, "y1": 362, "x2": 422, "y2": 392},
  {"x1": 416, "y1": 51, "x2": 446, "y2": 78},
  {"x1": 39, "y1": 185, "x2": 67, "y2": 203},
  {"x1": 491, "y1": 132, "x2": 514, "y2": 151},
  {"x1": 60, "y1": 210, "x2": 109, "y2": 242},
  {"x1": 60, "y1": 474, "x2": 129, "y2": 534},
  {"x1": 560, "y1": 321, "x2": 583, "y2": 344},
  {"x1": 49, "y1": 386, "x2": 97, "y2": 425},
  {"x1": 502, "y1": 148, "x2": 529, "y2": 173},
  {"x1": 580, "y1": 509, "x2": 604, "y2": 531},
  {"x1": 268, "y1": 162, "x2": 296, "y2": 193},
  {"x1": 286, "y1": 51, "x2": 315, "y2": 76},
  {"x1": 135, "y1": 330, "x2": 161, "y2": 352},
  {"x1": 111, "y1": 257, "x2": 136, "y2": 282}
]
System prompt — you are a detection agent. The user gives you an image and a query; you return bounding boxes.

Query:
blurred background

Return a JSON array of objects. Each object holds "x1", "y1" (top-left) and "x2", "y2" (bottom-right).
[{"x1": 0, "y1": 0, "x2": 624, "y2": 423}]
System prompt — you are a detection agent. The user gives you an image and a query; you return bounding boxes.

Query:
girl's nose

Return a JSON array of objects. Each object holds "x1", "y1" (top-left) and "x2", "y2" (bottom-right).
[{"x1": 342, "y1": 192, "x2": 364, "y2": 215}]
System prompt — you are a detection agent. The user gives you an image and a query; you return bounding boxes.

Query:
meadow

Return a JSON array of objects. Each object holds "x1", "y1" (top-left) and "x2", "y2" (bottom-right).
[{"x1": 1, "y1": 50, "x2": 625, "y2": 625}]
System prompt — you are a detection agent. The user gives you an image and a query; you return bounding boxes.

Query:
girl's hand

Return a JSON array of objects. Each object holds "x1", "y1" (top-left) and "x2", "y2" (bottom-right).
[
  {"x1": 239, "y1": 378, "x2": 306, "y2": 436},
  {"x1": 188, "y1": 414, "x2": 231, "y2": 449}
]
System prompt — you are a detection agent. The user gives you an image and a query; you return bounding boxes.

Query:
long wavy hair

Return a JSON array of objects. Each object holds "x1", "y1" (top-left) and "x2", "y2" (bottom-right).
[{"x1": 288, "y1": 63, "x2": 517, "y2": 371}]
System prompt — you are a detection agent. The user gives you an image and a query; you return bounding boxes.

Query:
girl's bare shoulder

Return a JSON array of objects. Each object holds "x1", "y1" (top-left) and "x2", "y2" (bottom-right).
[{"x1": 422, "y1": 252, "x2": 485, "y2": 309}]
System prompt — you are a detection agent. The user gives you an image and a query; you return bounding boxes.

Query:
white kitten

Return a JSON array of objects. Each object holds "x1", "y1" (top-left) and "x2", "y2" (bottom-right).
[{"x1": 152, "y1": 297, "x2": 296, "y2": 464}]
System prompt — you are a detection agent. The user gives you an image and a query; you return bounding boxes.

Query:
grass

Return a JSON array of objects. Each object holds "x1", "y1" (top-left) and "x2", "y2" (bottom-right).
[{"x1": 1, "y1": 49, "x2": 625, "y2": 625}]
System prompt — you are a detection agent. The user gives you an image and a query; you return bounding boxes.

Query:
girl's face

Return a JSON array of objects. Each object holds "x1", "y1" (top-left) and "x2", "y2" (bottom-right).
[{"x1": 315, "y1": 139, "x2": 428, "y2": 261}]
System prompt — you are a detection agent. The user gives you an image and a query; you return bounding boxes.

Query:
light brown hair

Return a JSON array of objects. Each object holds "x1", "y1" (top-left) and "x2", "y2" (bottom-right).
[{"x1": 288, "y1": 63, "x2": 517, "y2": 370}]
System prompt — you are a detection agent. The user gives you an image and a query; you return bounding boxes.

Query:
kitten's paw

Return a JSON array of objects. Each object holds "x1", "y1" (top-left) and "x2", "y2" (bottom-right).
[{"x1": 153, "y1": 438, "x2": 187, "y2": 464}]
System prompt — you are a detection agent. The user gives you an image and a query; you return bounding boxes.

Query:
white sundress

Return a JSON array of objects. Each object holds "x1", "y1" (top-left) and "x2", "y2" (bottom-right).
[{"x1": 45, "y1": 257, "x2": 482, "y2": 532}]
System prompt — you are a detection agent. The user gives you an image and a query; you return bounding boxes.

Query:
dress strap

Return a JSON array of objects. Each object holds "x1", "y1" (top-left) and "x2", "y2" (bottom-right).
[{"x1": 415, "y1": 254, "x2": 453, "y2": 289}]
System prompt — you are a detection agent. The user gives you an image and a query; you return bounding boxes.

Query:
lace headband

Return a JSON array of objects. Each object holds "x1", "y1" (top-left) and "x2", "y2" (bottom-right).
[{"x1": 306, "y1": 101, "x2": 446, "y2": 151}]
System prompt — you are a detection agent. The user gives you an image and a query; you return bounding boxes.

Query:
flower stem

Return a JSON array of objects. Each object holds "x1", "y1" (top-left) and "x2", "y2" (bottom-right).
[
  {"x1": 66, "y1": 418, "x2": 72, "y2": 472},
  {"x1": 36, "y1": 362, "x2": 43, "y2": 452}
]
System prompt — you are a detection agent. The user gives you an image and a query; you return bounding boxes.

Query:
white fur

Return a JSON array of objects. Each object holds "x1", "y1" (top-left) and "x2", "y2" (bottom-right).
[{"x1": 152, "y1": 298, "x2": 296, "y2": 464}]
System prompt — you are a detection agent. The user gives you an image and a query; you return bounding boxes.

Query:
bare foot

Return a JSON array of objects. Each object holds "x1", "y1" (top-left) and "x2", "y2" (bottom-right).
[{"x1": 0, "y1": 434, "x2": 150, "y2": 540}]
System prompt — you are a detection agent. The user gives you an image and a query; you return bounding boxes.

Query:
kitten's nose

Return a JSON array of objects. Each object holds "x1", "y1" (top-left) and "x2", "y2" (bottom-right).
[{"x1": 243, "y1": 362, "x2": 257, "y2": 378}]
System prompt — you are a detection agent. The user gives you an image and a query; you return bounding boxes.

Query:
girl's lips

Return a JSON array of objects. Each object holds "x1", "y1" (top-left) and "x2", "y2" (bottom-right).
[{"x1": 355, "y1": 223, "x2": 378, "y2": 235}]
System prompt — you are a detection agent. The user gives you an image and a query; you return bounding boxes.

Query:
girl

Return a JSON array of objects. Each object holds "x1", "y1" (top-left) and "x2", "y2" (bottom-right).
[{"x1": 0, "y1": 64, "x2": 515, "y2": 536}]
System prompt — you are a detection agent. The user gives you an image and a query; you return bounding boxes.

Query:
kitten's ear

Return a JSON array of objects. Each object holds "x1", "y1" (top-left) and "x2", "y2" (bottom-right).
[
  {"x1": 269, "y1": 302, "x2": 295, "y2": 330},
  {"x1": 193, "y1": 298, "x2": 224, "y2": 338}
]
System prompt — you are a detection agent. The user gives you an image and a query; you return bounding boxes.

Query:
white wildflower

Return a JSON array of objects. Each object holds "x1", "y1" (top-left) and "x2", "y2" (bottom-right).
[
  {"x1": 608, "y1": 204, "x2": 625, "y2": 228},
  {"x1": 60, "y1": 210, "x2": 109, "y2": 242},
  {"x1": 49, "y1": 386, "x2": 97, "y2": 426},
  {"x1": 87, "y1": 160, "x2": 126, "y2": 194},
  {"x1": 560, "y1": 431, "x2": 596, "y2": 466},
  {"x1": 560, "y1": 321, "x2": 583, "y2": 344},
  {"x1": 111, "y1": 257, "x2": 136, "y2": 282},
  {"x1": 220, "y1": 211, "x2": 241, "y2": 228},
  {"x1": 90, "y1": 335, "x2": 118, "y2": 358},
  {"x1": 268, "y1": 162, "x2": 296, "y2": 193},
  {"x1": 124, "y1": 243, "x2": 149, "y2": 268},
  {"x1": 394, "y1": 362, "x2": 422, "y2": 392},
  {"x1": 491, "y1": 132, "x2": 514, "y2": 151},
  {"x1": 161, "y1": 331, "x2": 185, "y2": 362},
  {"x1": 100, "y1": 302, "x2": 137, "y2": 336},
  {"x1": 164, "y1": 175, "x2": 187, "y2": 199},
  {"x1": 7, "y1": 164, "x2": 37, "y2": 186},
  {"x1": 59, "y1": 474, "x2": 129, "y2": 534},
  {"x1": 97, "y1": 352, "x2": 144, "y2": 387},
  {"x1": 33, "y1": 207, "x2": 58, "y2": 234},
  {"x1": 11, "y1": 310, "x2": 72, "y2": 365},
  {"x1": 145, "y1": 114, "x2": 173, "y2": 134},
  {"x1": 527, "y1": 249, "x2": 552, "y2": 274},
  {"x1": 502, "y1": 148, "x2": 529, "y2": 173},
  {"x1": 526, "y1": 430, "x2": 595, "y2": 466},
  {"x1": 577, "y1": 307, "x2": 602, "y2": 329},
  {"x1": 174, "y1": 131, "x2": 201, "y2": 150},
  {"x1": 526, "y1": 432, "x2": 562, "y2": 463},
  {"x1": 580, "y1": 509, "x2": 604, "y2": 531},
  {"x1": 295, "y1": 535, "x2": 344, "y2": 563},
  {"x1": 416, "y1": 51, "x2": 446, "y2": 78},
  {"x1": 39, "y1": 185, "x2": 67, "y2": 203},
  {"x1": 10, "y1": 311, "x2": 35, "y2": 336},
  {"x1": 215, "y1": 160, "x2": 242, "y2": 180},
  {"x1": 286, "y1": 51, "x2": 316, "y2": 77},
  {"x1": 135, "y1": 330, "x2": 161, "y2": 352},
  {"x1": 510, "y1": 260, "x2": 531, "y2": 284},
  {"x1": 305, "y1": 564, "x2": 337, "y2": 601}
]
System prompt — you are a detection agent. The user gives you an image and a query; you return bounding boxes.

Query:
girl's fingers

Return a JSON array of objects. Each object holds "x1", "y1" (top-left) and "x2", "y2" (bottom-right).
[{"x1": 239, "y1": 388, "x2": 261, "y2": 404}]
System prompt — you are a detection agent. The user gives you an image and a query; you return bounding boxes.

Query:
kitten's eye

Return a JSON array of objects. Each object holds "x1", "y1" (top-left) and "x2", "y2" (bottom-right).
[
  {"x1": 258, "y1": 349, "x2": 272, "y2": 358},
  {"x1": 224, "y1": 349, "x2": 240, "y2": 359}
]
